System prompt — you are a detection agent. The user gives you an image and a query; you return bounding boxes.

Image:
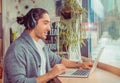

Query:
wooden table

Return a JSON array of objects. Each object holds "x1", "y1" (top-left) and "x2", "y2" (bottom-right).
[{"x1": 58, "y1": 68, "x2": 120, "y2": 83}]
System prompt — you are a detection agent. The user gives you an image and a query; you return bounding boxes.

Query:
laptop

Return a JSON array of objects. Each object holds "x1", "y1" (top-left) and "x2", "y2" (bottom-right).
[{"x1": 58, "y1": 47, "x2": 104, "y2": 78}]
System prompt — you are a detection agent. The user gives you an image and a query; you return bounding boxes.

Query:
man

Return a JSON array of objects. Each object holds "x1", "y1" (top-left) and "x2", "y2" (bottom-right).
[{"x1": 4, "y1": 8, "x2": 92, "y2": 83}]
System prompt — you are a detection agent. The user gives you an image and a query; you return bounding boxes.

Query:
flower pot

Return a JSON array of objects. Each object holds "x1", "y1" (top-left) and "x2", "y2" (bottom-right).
[{"x1": 61, "y1": 8, "x2": 72, "y2": 19}]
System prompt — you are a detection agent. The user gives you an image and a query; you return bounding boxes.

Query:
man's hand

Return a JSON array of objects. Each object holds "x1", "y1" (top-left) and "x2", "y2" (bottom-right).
[
  {"x1": 78, "y1": 61, "x2": 93, "y2": 69},
  {"x1": 36, "y1": 64, "x2": 66, "y2": 83},
  {"x1": 48, "y1": 64, "x2": 67, "y2": 78}
]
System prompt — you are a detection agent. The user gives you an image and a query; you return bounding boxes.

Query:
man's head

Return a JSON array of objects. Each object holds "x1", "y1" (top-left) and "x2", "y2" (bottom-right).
[{"x1": 17, "y1": 8, "x2": 51, "y2": 41}]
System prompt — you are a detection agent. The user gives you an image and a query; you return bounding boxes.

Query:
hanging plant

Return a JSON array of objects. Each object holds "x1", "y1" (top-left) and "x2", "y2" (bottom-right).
[
  {"x1": 59, "y1": 0, "x2": 87, "y2": 52},
  {"x1": 60, "y1": 0, "x2": 86, "y2": 19}
]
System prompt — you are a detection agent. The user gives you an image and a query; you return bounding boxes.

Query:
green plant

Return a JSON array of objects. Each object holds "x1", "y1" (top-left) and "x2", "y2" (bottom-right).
[
  {"x1": 62, "y1": 0, "x2": 86, "y2": 14},
  {"x1": 59, "y1": 0, "x2": 87, "y2": 52}
]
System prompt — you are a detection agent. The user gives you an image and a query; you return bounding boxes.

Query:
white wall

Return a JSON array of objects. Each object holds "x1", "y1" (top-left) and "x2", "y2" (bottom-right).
[{"x1": 2, "y1": 0, "x2": 56, "y2": 55}]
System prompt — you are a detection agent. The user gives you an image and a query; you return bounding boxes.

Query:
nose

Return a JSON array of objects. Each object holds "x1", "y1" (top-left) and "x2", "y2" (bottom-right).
[{"x1": 47, "y1": 24, "x2": 51, "y2": 31}]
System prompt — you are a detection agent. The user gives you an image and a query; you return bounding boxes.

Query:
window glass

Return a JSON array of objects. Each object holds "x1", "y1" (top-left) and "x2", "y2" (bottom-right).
[{"x1": 87, "y1": 0, "x2": 120, "y2": 68}]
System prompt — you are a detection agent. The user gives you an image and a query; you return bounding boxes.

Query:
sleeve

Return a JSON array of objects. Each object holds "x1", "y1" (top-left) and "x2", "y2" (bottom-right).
[
  {"x1": 4, "y1": 45, "x2": 37, "y2": 83},
  {"x1": 46, "y1": 47, "x2": 62, "y2": 67}
]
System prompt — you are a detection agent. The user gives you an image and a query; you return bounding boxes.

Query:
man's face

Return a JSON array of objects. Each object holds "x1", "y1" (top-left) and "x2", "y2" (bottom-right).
[{"x1": 34, "y1": 13, "x2": 51, "y2": 40}]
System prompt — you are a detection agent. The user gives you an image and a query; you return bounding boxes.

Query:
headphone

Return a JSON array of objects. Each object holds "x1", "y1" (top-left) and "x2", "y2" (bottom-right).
[{"x1": 28, "y1": 11, "x2": 37, "y2": 29}]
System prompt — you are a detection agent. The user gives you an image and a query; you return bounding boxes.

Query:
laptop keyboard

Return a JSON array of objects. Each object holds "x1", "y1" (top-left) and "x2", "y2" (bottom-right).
[{"x1": 72, "y1": 69, "x2": 90, "y2": 75}]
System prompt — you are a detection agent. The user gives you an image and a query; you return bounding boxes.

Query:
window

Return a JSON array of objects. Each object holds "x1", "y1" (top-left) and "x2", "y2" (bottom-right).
[{"x1": 86, "y1": 0, "x2": 120, "y2": 68}]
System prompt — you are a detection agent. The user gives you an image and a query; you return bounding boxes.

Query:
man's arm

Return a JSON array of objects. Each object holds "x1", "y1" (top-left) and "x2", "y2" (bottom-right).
[
  {"x1": 4, "y1": 50, "x2": 66, "y2": 83},
  {"x1": 36, "y1": 64, "x2": 66, "y2": 83},
  {"x1": 61, "y1": 58, "x2": 93, "y2": 69}
]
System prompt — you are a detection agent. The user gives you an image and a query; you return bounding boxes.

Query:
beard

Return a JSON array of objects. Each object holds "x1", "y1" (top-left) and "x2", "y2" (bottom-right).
[{"x1": 35, "y1": 26, "x2": 48, "y2": 40}]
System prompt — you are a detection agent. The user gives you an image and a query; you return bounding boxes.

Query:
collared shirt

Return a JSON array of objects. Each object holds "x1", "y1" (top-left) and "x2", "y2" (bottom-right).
[{"x1": 33, "y1": 39, "x2": 46, "y2": 75}]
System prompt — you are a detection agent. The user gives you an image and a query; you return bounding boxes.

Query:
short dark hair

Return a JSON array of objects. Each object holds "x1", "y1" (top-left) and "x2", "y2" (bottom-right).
[{"x1": 17, "y1": 8, "x2": 48, "y2": 29}]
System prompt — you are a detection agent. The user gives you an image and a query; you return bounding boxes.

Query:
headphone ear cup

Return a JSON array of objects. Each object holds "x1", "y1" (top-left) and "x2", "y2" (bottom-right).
[{"x1": 28, "y1": 12, "x2": 36, "y2": 29}]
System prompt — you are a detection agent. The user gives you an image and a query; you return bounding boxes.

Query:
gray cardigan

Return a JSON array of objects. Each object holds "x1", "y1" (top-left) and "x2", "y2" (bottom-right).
[{"x1": 4, "y1": 30, "x2": 62, "y2": 83}]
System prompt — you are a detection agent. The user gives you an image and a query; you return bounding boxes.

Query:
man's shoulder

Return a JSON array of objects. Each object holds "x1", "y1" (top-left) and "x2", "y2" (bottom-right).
[{"x1": 10, "y1": 38, "x2": 26, "y2": 48}]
